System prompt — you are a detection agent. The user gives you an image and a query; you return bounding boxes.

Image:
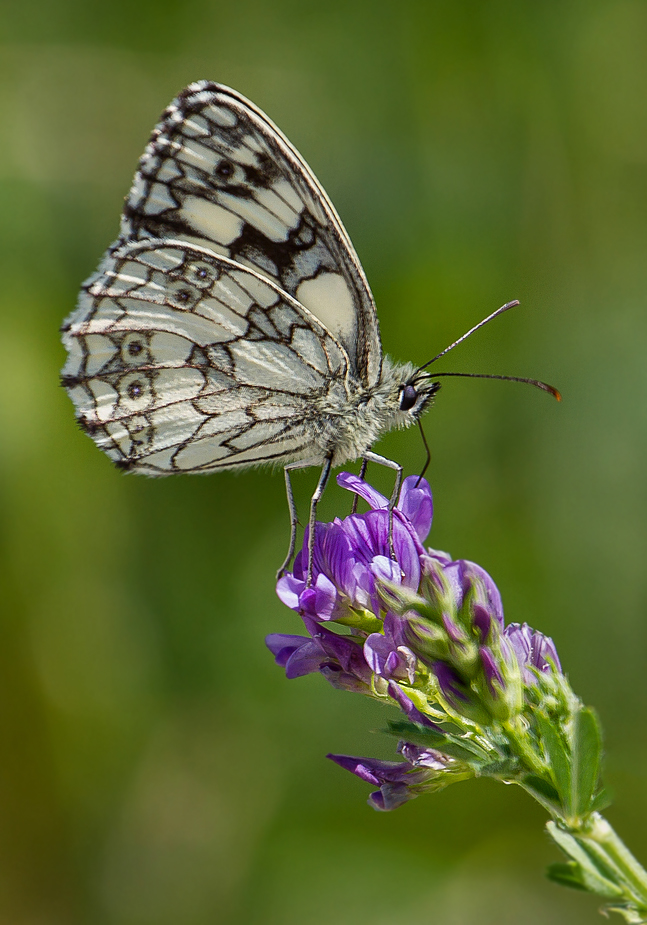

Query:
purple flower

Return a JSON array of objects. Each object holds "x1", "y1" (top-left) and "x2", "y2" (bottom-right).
[
  {"x1": 268, "y1": 470, "x2": 570, "y2": 812},
  {"x1": 327, "y1": 752, "x2": 445, "y2": 811},
  {"x1": 328, "y1": 740, "x2": 465, "y2": 811},
  {"x1": 269, "y1": 471, "x2": 522, "y2": 719},
  {"x1": 429, "y1": 660, "x2": 490, "y2": 725},
  {"x1": 402, "y1": 553, "x2": 506, "y2": 687},
  {"x1": 266, "y1": 618, "x2": 373, "y2": 692},
  {"x1": 419, "y1": 554, "x2": 504, "y2": 637},
  {"x1": 364, "y1": 612, "x2": 417, "y2": 683},
  {"x1": 276, "y1": 475, "x2": 433, "y2": 623},
  {"x1": 504, "y1": 622, "x2": 561, "y2": 684}
]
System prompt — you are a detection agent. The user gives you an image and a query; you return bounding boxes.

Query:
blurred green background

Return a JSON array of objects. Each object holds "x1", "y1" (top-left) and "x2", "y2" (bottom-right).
[{"x1": 1, "y1": 1, "x2": 646, "y2": 922}]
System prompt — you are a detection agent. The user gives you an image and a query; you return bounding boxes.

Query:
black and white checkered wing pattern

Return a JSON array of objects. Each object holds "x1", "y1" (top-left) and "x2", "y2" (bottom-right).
[
  {"x1": 61, "y1": 240, "x2": 349, "y2": 474},
  {"x1": 119, "y1": 81, "x2": 382, "y2": 388}
]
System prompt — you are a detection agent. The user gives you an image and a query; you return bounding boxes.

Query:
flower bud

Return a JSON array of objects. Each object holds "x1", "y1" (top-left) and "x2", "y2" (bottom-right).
[
  {"x1": 503, "y1": 623, "x2": 561, "y2": 685},
  {"x1": 403, "y1": 612, "x2": 452, "y2": 663},
  {"x1": 475, "y1": 637, "x2": 523, "y2": 722},
  {"x1": 433, "y1": 661, "x2": 492, "y2": 726}
]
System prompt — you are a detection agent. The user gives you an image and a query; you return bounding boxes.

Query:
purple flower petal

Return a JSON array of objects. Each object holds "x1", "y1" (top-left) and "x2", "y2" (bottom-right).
[
  {"x1": 284, "y1": 645, "x2": 330, "y2": 679},
  {"x1": 306, "y1": 621, "x2": 373, "y2": 685},
  {"x1": 440, "y1": 559, "x2": 504, "y2": 627},
  {"x1": 387, "y1": 681, "x2": 443, "y2": 729},
  {"x1": 505, "y1": 622, "x2": 531, "y2": 664},
  {"x1": 466, "y1": 562, "x2": 504, "y2": 626},
  {"x1": 504, "y1": 622, "x2": 561, "y2": 683},
  {"x1": 337, "y1": 471, "x2": 389, "y2": 510},
  {"x1": 265, "y1": 633, "x2": 327, "y2": 679},
  {"x1": 370, "y1": 782, "x2": 427, "y2": 811},
  {"x1": 364, "y1": 632, "x2": 394, "y2": 675},
  {"x1": 391, "y1": 517, "x2": 422, "y2": 588},
  {"x1": 329, "y1": 735, "x2": 461, "y2": 812},
  {"x1": 265, "y1": 633, "x2": 310, "y2": 666},
  {"x1": 321, "y1": 521, "x2": 354, "y2": 591},
  {"x1": 425, "y1": 548, "x2": 453, "y2": 566},
  {"x1": 434, "y1": 662, "x2": 472, "y2": 709},
  {"x1": 328, "y1": 753, "x2": 432, "y2": 811},
  {"x1": 472, "y1": 604, "x2": 493, "y2": 643},
  {"x1": 398, "y1": 742, "x2": 451, "y2": 770},
  {"x1": 442, "y1": 611, "x2": 466, "y2": 644},
  {"x1": 363, "y1": 611, "x2": 419, "y2": 682},
  {"x1": 370, "y1": 555, "x2": 402, "y2": 585},
  {"x1": 309, "y1": 572, "x2": 339, "y2": 621},
  {"x1": 276, "y1": 574, "x2": 304, "y2": 611},
  {"x1": 327, "y1": 753, "x2": 414, "y2": 785},
  {"x1": 480, "y1": 645, "x2": 505, "y2": 695},
  {"x1": 398, "y1": 475, "x2": 433, "y2": 542}
]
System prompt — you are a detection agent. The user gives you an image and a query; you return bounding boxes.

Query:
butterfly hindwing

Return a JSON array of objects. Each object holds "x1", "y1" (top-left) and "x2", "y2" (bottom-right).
[
  {"x1": 62, "y1": 239, "x2": 350, "y2": 475},
  {"x1": 119, "y1": 81, "x2": 382, "y2": 387}
]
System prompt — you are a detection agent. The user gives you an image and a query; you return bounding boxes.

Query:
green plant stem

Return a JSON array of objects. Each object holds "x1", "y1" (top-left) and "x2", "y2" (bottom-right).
[
  {"x1": 582, "y1": 814, "x2": 647, "y2": 907},
  {"x1": 546, "y1": 813, "x2": 647, "y2": 920}
]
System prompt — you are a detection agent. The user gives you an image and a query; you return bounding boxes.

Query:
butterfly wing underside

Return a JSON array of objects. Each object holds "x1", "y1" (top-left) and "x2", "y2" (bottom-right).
[
  {"x1": 118, "y1": 80, "x2": 382, "y2": 388},
  {"x1": 61, "y1": 240, "x2": 350, "y2": 474}
]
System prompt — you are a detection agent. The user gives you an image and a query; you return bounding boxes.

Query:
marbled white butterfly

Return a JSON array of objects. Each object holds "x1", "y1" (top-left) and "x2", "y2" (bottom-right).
[{"x1": 61, "y1": 81, "x2": 556, "y2": 574}]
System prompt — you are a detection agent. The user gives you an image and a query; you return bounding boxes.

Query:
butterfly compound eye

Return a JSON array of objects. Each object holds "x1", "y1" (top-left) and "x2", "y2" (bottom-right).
[{"x1": 400, "y1": 384, "x2": 418, "y2": 411}]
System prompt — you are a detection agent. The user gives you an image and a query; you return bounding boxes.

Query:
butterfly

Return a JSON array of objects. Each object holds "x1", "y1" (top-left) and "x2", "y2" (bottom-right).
[{"x1": 61, "y1": 81, "x2": 554, "y2": 577}]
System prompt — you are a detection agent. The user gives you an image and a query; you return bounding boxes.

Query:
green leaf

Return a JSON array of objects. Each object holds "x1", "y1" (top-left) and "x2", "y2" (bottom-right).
[
  {"x1": 590, "y1": 787, "x2": 613, "y2": 813},
  {"x1": 572, "y1": 707, "x2": 603, "y2": 816},
  {"x1": 547, "y1": 822, "x2": 624, "y2": 899},
  {"x1": 536, "y1": 712, "x2": 572, "y2": 814},
  {"x1": 520, "y1": 773, "x2": 561, "y2": 806},
  {"x1": 546, "y1": 861, "x2": 590, "y2": 892},
  {"x1": 603, "y1": 902, "x2": 647, "y2": 923}
]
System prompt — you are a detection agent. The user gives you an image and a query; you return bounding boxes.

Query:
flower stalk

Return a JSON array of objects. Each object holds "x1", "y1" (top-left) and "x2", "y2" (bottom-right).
[{"x1": 267, "y1": 472, "x2": 647, "y2": 921}]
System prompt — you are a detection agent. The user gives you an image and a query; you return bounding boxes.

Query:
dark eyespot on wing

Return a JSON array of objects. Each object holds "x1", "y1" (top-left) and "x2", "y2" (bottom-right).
[
  {"x1": 215, "y1": 160, "x2": 235, "y2": 179},
  {"x1": 60, "y1": 238, "x2": 351, "y2": 474},
  {"x1": 127, "y1": 381, "x2": 144, "y2": 400}
]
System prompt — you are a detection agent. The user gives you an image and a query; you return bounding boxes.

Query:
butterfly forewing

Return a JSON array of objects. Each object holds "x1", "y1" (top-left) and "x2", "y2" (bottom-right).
[
  {"x1": 119, "y1": 81, "x2": 381, "y2": 387},
  {"x1": 62, "y1": 240, "x2": 350, "y2": 475}
]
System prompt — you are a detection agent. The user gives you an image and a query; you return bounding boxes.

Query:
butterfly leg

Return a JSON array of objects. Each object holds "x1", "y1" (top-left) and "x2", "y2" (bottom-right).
[
  {"x1": 306, "y1": 456, "x2": 332, "y2": 587},
  {"x1": 278, "y1": 458, "x2": 323, "y2": 580},
  {"x1": 351, "y1": 457, "x2": 369, "y2": 514},
  {"x1": 362, "y1": 451, "x2": 403, "y2": 562}
]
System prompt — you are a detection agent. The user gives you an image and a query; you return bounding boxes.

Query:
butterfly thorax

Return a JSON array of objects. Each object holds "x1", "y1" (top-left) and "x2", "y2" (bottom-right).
[{"x1": 311, "y1": 359, "x2": 436, "y2": 468}]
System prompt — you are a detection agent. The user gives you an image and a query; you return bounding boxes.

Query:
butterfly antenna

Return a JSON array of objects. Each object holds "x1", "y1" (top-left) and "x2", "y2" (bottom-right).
[
  {"x1": 415, "y1": 419, "x2": 431, "y2": 487},
  {"x1": 415, "y1": 300, "x2": 520, "y2": 375},
  {"x1": 427, "y1": 371, "x2": 561, "y2": 400}
]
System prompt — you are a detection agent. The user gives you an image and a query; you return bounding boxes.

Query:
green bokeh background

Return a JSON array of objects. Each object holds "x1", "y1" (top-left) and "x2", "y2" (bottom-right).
[{"x1": 1, "y1": 2, "x2": 646, "y2": 922}]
